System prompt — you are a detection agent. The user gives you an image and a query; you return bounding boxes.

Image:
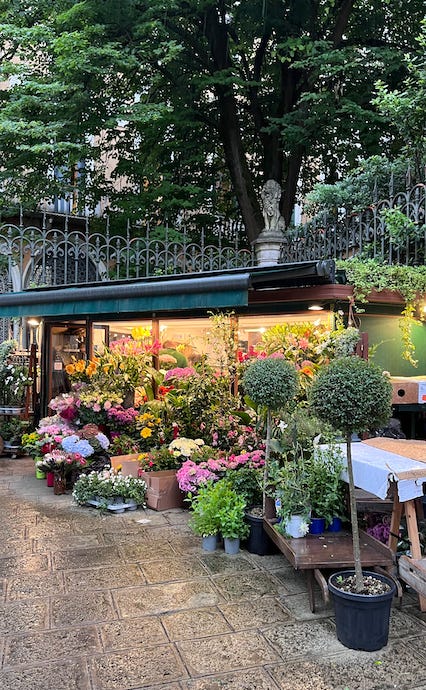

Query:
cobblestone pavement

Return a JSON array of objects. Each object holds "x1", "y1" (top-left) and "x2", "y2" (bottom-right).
[{"x1": 1, "y1": 456, "x2": 426, "y2": 690}]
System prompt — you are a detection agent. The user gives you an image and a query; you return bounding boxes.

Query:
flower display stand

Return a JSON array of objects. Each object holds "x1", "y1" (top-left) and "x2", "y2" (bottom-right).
[{"x1": 139, "y1": 469, "x2": 184, "y2": 510}]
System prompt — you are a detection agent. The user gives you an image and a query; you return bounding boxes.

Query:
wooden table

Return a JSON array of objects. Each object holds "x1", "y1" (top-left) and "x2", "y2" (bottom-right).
[
  {"x1": 341, "y1": 438, "x2": 426, "y2": 610},
  {"x1": 263, "y1": 520, "x2": 398, "y2": 612}
]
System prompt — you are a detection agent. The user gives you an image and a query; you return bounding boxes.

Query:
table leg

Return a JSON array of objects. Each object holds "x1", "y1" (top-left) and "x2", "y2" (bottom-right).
[
  {"x1": 404, "y1": 499, "x2": 426, "y2": 612},
  {"x1": 306, "y1": 570, "x2": 316, "y2": 613},
  {"x1": 388, "y1": 492, "x2": 403, "y2": 554}
]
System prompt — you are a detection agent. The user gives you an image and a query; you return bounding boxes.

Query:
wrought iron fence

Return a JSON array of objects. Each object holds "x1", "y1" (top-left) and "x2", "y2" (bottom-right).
[
  {"x1": 283, "y1": 183, "x2": 426, "y2": 265},
  {"x1": 0, "y1": 218, "x2": 254, "y2": 290},
  {"x1": 0, "y1": 180, "x2": 425, "y2": 291}
]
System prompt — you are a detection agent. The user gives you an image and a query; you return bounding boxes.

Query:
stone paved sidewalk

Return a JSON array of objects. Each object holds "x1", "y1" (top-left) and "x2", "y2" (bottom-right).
[{"x1": 1, "y1": 456, "x2": 426, "y2": 690}]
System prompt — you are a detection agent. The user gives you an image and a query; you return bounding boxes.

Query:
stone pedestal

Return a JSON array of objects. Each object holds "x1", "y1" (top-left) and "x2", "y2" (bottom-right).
[{"x1": 253, "y1": 231, "x2": 285, "y2": 266}]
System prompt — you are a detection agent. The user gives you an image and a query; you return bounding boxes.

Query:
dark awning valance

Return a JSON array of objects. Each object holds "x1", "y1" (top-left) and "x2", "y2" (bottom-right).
[{"x1": 0, "y1": 273, "x2": 251, "y2": 318}]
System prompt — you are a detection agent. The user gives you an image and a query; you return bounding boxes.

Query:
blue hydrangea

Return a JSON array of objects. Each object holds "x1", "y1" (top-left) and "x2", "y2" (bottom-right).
[{"x1": 96, "y1": 432, "x2": 110, "y2": 450}]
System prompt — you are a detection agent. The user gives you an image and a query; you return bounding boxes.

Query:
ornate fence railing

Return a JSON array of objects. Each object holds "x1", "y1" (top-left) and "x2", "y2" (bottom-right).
[
  {"x1": 283, "y1": 183, "x2": 426, "y2": 265},
  {"x1": 0, "y1": 181, "x2": 425, "y2": 291},
  {"x1": 0, "y1": 219, "x2": 254, "y2": 291}
]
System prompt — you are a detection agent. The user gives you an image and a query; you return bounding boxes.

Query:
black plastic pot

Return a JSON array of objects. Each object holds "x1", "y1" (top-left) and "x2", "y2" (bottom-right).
[
  {"x1": 245, "y1": 511, "x2": 278, "y2": 556},
  {"x1": 328, "y1": 570, "x2": 395, "y2": 651}
]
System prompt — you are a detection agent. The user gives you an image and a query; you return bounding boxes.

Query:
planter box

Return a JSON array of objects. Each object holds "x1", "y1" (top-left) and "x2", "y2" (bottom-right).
[{"x1": 139, "y1": 469, "x2": 184, "y2": 510}]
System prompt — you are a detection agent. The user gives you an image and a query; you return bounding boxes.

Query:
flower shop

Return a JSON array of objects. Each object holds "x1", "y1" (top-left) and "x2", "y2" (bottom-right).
[{"x1": 18, "y1": 314, "x2": 361, "y2": 537}]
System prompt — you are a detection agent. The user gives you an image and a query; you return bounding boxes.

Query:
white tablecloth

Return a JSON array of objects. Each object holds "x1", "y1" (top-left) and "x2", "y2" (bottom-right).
[{"x1": 331, "y1": 442, "x2": 426, "y2": 502}]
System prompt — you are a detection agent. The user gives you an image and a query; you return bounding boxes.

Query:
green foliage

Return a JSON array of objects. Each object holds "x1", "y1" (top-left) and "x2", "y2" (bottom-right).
[
  {"x1": 308, "y1": 445, "x2": 346, "y2": 527},
  {"x1": 268, "y1": 449, "x2": 312, "y2": 523},
  {"x1": 0, "y1": 1, "x2": 423, "y2": 233},
  {"x1": 187, "y1": 478, "x2": 249, "y2": 539},
  {"x1": 338, "y1": 257, "x2": 426, "y2": 365},
  {"x1": 309, "y1": 357, "x2": 392, "y2": 435},
  {"x1": 224, "y1": 466, "x2": 263, "y2": 509},
  {"x1": 242, "y1": 357, "x2": 298, "y2": 411},
  {"x1": 380, "y1": 207, "x2": 425, "y2": 249}
]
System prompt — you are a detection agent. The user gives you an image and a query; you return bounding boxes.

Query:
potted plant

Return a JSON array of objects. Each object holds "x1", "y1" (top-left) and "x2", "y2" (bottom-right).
[
  {"x1": 137, "y1": 438, "x2": 205, "y2": 510},
  {"x1": 267, "y1": 452, "x2": 312, "y2": 538},
  {"x1": 215, "y1": 480, "x2": 250, "y2": 554},
  {"x1": 308, "y1": 443, "x2": 346, "y2": 533},
  {"x1": 187, "y1": 480, "x2": 221, "y2": 551},
  {"x1": 310, "y1": 355, "x2": 395, "y2": 651}
]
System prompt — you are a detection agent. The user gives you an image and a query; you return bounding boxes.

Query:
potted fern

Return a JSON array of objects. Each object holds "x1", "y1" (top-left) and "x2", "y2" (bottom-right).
[{"x1": 310, "y1": 356, "x2": 395, "y2": 651}]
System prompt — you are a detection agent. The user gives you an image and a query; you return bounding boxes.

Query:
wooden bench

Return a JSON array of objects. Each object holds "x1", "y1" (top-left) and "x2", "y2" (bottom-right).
[{"x1": 263, "y1": 518, "x2": 402, "y2": 612}]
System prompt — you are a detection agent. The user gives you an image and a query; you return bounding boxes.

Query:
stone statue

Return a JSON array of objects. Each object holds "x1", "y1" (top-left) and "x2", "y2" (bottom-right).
[{"x1": 260, "y1": 179, "x2": 285, "y2": 234}]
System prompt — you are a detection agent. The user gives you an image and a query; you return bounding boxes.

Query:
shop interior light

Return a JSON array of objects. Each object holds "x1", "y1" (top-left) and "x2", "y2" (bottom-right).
[{"x1": 308, "y1": 304, "x2": 324, "y2": 311}]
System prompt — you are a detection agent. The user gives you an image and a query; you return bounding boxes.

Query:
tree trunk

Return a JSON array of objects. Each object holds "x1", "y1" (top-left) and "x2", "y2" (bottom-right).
[
  {"x1": 346, "y1": 432, "x2": 364, "y2": 591},
  {"x1": 263, "y1": 408, "x2": 272, "y2": 515}
]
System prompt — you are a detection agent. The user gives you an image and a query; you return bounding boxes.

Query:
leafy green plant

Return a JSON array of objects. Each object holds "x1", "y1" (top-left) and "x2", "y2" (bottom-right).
[
  {"x1": 224, "y1": 466, "x2": 263, "y2": 509},
  {"x1": 187, "y1": 480, "x2": 221, "y2": 537},
  {"x1": 309, "y1": 444, "x2": 346, "y2": 527},
  {"x1": 187, "y1": 478, "x2": 249, "y2": 540},
  {"x1": 310, "y1": 356, "x2": 392, "y2": 592},
  {"x1": 338, "y1": 256, "x2": 426, "y2": 366},
  {"x1": 267, "y1": 450, "x2": 312, "y2": 523}
]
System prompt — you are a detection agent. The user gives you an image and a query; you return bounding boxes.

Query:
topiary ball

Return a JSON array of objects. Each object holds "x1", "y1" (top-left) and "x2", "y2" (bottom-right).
[
  {"x1": 242, "y1": 357, "x2": 298, "y2": 410},
  {"x1": 309, "y1": 356, "x2": 392, "y2": 435}
]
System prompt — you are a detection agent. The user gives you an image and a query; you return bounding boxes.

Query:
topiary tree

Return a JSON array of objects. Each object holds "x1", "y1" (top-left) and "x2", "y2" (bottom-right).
[
  {"x1": 309, "y1": 356, "x2": 392, "y2": 592},
  {"x1": 242, "y1": 357, "x2": 298, "y2": 513}
]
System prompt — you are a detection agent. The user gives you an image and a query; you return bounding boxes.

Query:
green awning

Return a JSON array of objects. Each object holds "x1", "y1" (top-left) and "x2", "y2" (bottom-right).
[{"x1": 0, "y1": 273, "x2": 250, "y2": 318}]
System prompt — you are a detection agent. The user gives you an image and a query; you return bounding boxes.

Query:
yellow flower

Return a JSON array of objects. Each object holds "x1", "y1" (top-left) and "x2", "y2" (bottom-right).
[
  {"x1": 131, "y1": 326, "x2": 150, "y2": 340},
  {"x1": 65, "y1": 364, "x2": 75, "y2": 375},
  {"x1": 140, "y1": 427, "x2": 153, "y2": 439}
]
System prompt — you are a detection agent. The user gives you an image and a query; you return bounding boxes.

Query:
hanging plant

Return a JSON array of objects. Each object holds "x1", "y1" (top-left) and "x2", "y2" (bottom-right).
[{"x1": 337, "y1": 258, "x2": 426, "y2": 366}]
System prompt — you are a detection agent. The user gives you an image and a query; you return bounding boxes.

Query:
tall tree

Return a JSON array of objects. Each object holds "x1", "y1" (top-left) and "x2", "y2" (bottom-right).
[{"x1": 0, "y1": 0, "x2": 424, "y2": 242}]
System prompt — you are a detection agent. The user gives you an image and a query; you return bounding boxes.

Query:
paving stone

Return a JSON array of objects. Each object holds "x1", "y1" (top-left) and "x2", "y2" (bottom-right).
[
  {"x1": 200, "y1": 553, "x2": 257, "y2": 575},
  {"x1": 64, "y1": 564, "x2": 146, "y2": 592},
  {"x1": 114, "y1": 580, "x2": 221, "y2": 617},
  {"x1": 7, "y1": 571, "x2": 64, "y2": 601},
  {"x1": 0, "y1": 599, "x2": 48, "y2": 633},
  {"x1": 141, "y1": 557, "x2": 209, "y2": 583},
  {"x1": 161, "y1": 606, "x2": 232, "y2": 640},
  {"x1": 89, "y1": 645, "x2": 187, "y2": 689},
  {"x1": 177, "y1": 630, "x2": 279, "y2": 675},
  {"x1": 0, "y1": 660, "x2": 90, "y2": 689},
  {"x1": 103, "y1": 530, "x2": 156, "y2": 546},
  {"x1": 219, "y1": 597, "x2": 291, "y2": 630},
  {"x1": 33, "y1": 533, "x2": 102, "y2": 551},
  {"x1": 213, "y1": 571, "x2": 280, "y2": 601},
  {"x1": 388, "y1": 607, "x2": 426, "y2": 639},
  {"x1": 182, "y1": 668, "x2": 281, "y2": 689},
  {"x1": 53, "y1": 545, "x2": 123, "y2": 570},
  {"x1": 51, "y1": 591, "x2": 116, "y2": 627},
  {"x1": 279, "y1": 592, "x2": 332, "y2": 619},
  {"x1": 267, "y1": 639, "x2": 426, "y2": 690},
  {"x1": 269, "y1": 567, "x2": 309, "y2": 594},
  {"x1": 3, "y1": 626, "x2": 101, "y2": 667},
  {"x1": 262, "y1": 620, "x2": 344, "y2": 657},
  {"x1": 118, "y1": 542, "x2": 179, "y2": 562},
  {"x1": 99, "y1": 616, "x2": 168, "y2": 651},
  {"x1": 0, "y1": 554, "x2": 49, "y2": 577}
]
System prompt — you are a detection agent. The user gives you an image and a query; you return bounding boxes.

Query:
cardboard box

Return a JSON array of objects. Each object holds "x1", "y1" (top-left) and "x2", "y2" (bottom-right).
[
  {"x1": 391, "y1": 377, "x2": 426, "y2": 405},
  {"x1": 110, "y1": 453, "x2": 140, "y2": 477}
]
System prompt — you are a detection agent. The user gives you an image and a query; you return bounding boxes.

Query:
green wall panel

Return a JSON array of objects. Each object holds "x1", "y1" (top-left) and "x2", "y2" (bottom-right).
[{"x1": 361, "y1": 314, "x2": 426, "y2": 376}]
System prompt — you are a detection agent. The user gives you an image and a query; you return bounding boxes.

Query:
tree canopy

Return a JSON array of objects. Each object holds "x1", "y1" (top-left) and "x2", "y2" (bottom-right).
[{"x1": 0, "y1": 0, "x2": 424, "y2": 241}]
